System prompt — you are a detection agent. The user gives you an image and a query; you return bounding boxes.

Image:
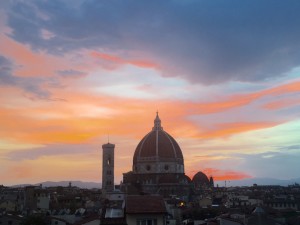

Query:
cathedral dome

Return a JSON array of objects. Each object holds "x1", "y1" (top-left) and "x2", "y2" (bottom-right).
[
  {"x1": 192, "y1": 171, "x2": 210, "y2": 186},
  {"x1": 133, "y1": 113, "x2": 184, "y2": 174}
]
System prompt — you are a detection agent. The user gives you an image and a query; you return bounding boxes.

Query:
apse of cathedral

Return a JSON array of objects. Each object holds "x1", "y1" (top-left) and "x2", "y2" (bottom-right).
[{"x1": 116, "y1": 113, "x2": 214, "y2": 200}]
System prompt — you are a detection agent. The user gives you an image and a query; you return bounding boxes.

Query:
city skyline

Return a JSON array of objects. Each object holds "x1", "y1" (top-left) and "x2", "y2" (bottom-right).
[{"x1": 1, "y1": 1, "x2": 300, "y2": 186}]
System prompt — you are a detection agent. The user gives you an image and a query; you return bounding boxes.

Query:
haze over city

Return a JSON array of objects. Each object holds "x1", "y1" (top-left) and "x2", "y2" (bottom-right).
[{"x1": 1, "y1": 0, "x2": 300, "y2": 186}]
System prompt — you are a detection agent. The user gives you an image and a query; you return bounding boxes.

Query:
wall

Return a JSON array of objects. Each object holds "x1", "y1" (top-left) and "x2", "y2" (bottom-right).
[{"x1": 126, "y1": 214, "x2": 166, "y2": 225}]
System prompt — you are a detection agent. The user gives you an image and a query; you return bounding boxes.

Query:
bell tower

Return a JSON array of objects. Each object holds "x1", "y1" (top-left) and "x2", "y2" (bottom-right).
[{"x1": 102, "y1": 143, "x2": 115, "y2": 194}]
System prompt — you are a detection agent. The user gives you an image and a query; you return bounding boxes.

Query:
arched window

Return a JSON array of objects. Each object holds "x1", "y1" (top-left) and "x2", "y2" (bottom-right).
[{"x1": 146, "y1": 165, "x2": 151, "y2": 171}]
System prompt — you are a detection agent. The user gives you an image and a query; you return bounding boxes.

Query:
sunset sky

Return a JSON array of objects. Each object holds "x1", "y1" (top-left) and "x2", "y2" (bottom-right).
[{"x1": 1, "y1": 1, "x2": 300, "y2": 186}]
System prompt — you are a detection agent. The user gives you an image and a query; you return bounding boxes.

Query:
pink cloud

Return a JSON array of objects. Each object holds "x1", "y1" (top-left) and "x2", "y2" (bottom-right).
[
  {"x1": 192, "y1": 80, "x2": 300, "y2": 114},
  {"x1": 263, "y1": 98, "x2": 300, "y2": 110},
  {"x1": 91, "y1": 51, "x2": 159, "y2": 69}
]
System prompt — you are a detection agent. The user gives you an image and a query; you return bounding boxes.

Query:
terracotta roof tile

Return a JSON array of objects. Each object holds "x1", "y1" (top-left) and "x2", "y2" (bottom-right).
[{"x1": 126, "y1": 195, "x2": 167, "y2": 214}]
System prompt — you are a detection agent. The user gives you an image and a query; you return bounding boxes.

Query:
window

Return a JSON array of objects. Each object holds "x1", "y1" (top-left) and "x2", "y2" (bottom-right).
[
  {"x1": 137, "y1": 219, "x2": 157, "y2": 225},
  {"x1": 164, "y1": 165, "x2": 169, "y2": 171},
  {"x1": 146, "y1": 165, "x2": 151, "y2": 171}
]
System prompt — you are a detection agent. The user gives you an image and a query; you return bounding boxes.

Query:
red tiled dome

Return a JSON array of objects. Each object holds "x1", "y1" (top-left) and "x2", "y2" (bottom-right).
[
  {"x1": 133, "y1": 130, "x2": 183, "y2": 163},
  {"x1": 133, "y1": 113, "x2": 184, "y2": 165}
]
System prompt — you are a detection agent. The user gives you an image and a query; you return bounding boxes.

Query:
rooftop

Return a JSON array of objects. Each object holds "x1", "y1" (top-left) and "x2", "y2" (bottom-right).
[{"x1": 126, "y1": 195, "x2": 167, "y2": 214}]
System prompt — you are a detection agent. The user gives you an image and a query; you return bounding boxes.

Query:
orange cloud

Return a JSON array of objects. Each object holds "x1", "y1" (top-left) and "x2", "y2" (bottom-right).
[
  {"x1": 198, "y1": 121, "x2": 279, "y2": 139},
  {"x1": 0, "y1": 34, "x2": 68, "y2": 77},
  {"x1": 0, "y1": 102, "x2": 190, "y2": 147},
  {"x1": 194, "y1": 155, "x2": 233, "y2": 161},
  {"x1": 188, "y1": 168, "x2": 252, "y2": 181},
  {"x1": 192, "y1": 80, "x2": 300, "y2": 114},
  {"x1": 0, "y1": 35, "x2": 96, "y2": 85},
  {"x1": 262, "y1": 80, "x2": 300, "y2": 95},
  {"x1": 91, "y1": 51, "x2": 159, "y2": 69},
  {"x1": 1, "y1": 79, "x2": 298, "y2": 148},
  {"x1": 0, "y1": 83, "x2": 284, "y2": 147},
  {"x1": 91, "y1": 52, "x2": 123, "y2": 63},
  {"x1": 263, "y1": 98, "x2": 300, "y2": 110}
]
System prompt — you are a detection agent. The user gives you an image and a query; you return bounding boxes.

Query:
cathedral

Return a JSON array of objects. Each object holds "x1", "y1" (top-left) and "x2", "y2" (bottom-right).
[{"x1": 102, "y1": 113, "x2": 213, "y2": 200}]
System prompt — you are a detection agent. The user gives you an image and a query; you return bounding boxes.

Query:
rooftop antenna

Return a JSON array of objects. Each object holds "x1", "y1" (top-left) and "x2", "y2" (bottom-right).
[{"x1": 107, "y1": 131, "x2": 110, "y2": 144}]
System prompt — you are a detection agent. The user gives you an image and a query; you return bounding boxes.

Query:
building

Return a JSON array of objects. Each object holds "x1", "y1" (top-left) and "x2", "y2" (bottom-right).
[
  {"x1": 120, "y1": 113, "x2": 213, "y2": 200},
  {"x1": 125, "y1": 195, "x2": 168, "y2": 225},
  {"x1": 102, "y1": 143, "x2": 115, "y2": 195}
]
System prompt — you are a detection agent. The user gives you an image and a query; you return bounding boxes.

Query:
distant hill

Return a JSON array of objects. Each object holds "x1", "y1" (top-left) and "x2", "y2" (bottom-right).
[
  {"x1": 10, "y1": 177, "x2": 300, "y2": 188},
  {"x1": 40, "y1": 181, "x2": 101, "y2": 189},
  {"x1": 12, "y1": 181, "x2": 101, "y2": 189},
  {"x1": 215, "y1": 177, "x2": 300, "y2": 187}
]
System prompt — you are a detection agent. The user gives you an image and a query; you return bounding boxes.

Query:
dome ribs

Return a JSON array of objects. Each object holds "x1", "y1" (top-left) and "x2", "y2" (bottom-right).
[{"x1": 133, "y1": 130, "x2": 184, "y2": 165}]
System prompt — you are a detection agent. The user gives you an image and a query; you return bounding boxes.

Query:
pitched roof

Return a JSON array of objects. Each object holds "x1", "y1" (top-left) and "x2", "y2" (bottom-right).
[{"x1": 126, "y1": 195, "x2": 167, "y2": 214}]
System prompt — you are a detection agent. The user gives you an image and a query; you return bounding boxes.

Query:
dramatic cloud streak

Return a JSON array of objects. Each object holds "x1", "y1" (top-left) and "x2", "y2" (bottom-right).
[{"x1": 91, "y1": 51, "x2": 159, "y2": 70}]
